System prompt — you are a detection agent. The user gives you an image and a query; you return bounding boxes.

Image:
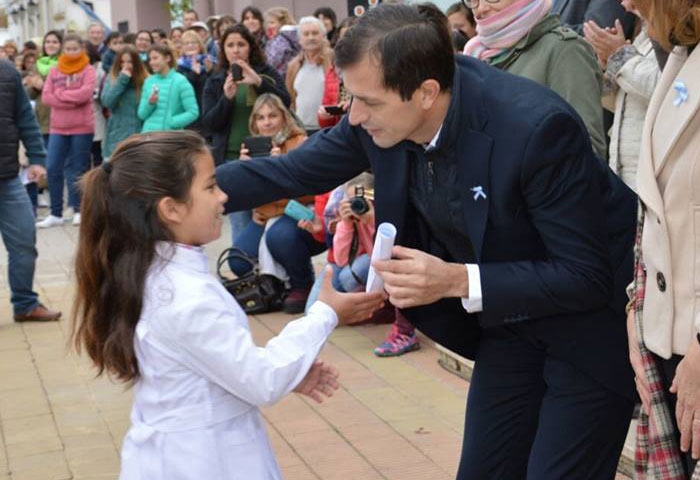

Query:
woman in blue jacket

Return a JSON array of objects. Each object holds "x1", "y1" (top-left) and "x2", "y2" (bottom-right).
[
  {"x1": 138, "y1": 44, "x2": 199, "y2": 132},
  {"x1": 100, "y1": 46, "x2": 148, "y2": 160}
]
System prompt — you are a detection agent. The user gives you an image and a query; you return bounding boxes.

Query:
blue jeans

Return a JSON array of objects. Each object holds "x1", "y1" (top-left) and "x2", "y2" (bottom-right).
[
  {"x1": 0, "y1": 176, "x2": 40, "y2": 314},
  {"x1": 47, "y1": 133, "x2": 93, "y2": 217},
  {"x1": 230, "y1": 215, "x2": 326, "y2": 289},
  {"x1": 229, "y1": 210, "x2": 252, "y2": 245},
  {"x1": 304, "y1": 254, "x2": 371, "y2": 312}
]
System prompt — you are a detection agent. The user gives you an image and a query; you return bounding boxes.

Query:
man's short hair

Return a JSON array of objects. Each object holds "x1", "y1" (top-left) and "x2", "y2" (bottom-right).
[
  {"x1": 446, "y1": 2, "x2": 468, "y2": 16},
  {"x1": 184, "y1": 9, "x2": 199, "y2": 20},
  {"x1": 335, "y1": 3, "x2": 454, "y2": 101}
]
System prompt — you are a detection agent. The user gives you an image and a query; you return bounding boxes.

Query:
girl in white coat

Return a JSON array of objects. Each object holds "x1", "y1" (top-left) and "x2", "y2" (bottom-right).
[{"x1": 70, "y1": 131, "x2": 385, "y2": 480}]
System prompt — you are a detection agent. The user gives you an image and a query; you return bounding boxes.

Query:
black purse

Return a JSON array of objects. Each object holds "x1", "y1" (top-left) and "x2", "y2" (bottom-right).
[{"x1": 216, "y1": 248, "x2": 287, "y2": 314}]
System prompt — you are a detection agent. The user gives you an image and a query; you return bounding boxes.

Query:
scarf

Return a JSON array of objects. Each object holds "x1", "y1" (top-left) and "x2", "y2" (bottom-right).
[
  {"x1": 36, "y1": 55, "x2": 58, "y2": 77},
  {"x1": 177, "y1": 53, "x2": 208, "y2": 72},
  {"x1": 464, "y1": 0, "x2": 551, "y2": 61},
  {"x1": 57, "y1": 52, "x2": 90, "y2": 75}
]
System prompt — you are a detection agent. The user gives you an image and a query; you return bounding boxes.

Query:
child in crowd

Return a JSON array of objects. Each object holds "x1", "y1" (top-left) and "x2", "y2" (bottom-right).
[
  {"x1": 38, "y1": 33, "x2": 95, "y2": 228},
  {"x1": 138, "y1": 44, "x2": 199, "y2": 132},
  {"x1": 100, "y1": 32, "x2": 123, "y2": 74},
  {"x1": 71, "y1": 131, "x2": 385, "y2": 479},
  {"x1": 100, "y1": 45, "x2": 148, "y2": 161}
]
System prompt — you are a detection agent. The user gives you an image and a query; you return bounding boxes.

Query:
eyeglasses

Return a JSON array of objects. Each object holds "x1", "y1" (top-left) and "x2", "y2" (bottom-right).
[{"x1": 460, "y1": 0, "x2": 502, "y2": 8}]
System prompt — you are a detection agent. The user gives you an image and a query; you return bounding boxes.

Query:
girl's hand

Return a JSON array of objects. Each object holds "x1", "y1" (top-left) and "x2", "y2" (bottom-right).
[
  {"x1": 223, "y1": 73, "x2": 237, "y2": 100},
  {"x1": 293, "y1": 360, "x2": 339, "y2": 403},
  {"x1": 121, "y1": 66, "x2": 132, "y2": 77},
  {"x1": 270, "y1": 146, "x2": 282, "y2": 157},
  {"x1": 239, "y1": 144, "x2": 251, "y2": 160},
  {"x1": 338, "y1": 200, "x2": 354, "y2": 222},
  {"x1": 192, "y1": 57, "x2": 202, "y2": 74},
  {"x1": 317, "y1": 266, "x2": 386, "y2": 324},
  {"x1": 148, "y1": 91, "x2": 159, "y2": 105},
  {"x1": 298, "y1": 216, "x2": 322, "y2": 235},
  {"x1": 204, "y1": 56, "x2": 213, "y2": 73},
  {"x1": 235, "y1": 60, "x2": 262, "y2": 87}
]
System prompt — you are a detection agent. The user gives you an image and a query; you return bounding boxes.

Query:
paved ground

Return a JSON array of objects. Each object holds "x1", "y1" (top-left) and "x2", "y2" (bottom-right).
[{"x1": 0, "y1": 217, "x2": 633, "y2": 479}]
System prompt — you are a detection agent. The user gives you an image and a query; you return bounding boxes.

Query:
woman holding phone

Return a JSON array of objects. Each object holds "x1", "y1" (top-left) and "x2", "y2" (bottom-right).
[
  {"x1": 230, "y1": 93, "x2": 325, "y2": 314},
  {"x1": 201, "y1": 25, "x2": 289, "y2": 241}
]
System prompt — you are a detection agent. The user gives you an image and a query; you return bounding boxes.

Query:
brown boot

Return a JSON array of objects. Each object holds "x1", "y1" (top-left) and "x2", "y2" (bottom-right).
[{"x1": 14, "y1": 304, "x2": 62, "y2": 322}]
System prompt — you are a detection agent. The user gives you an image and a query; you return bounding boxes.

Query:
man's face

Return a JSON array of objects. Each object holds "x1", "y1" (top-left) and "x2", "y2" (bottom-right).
[
  {"x1": 344, "y1": 55, "x2": 427, "y2": 149},
  {"x1": 88, "y1": 25, "x2": 104, "y2": 45},
  {"x1": 183, "y1": 12, "x2": 197, "y2": 29},
  {"x1": 299, "y1": 22, "x2": 324, "y2": 53}
]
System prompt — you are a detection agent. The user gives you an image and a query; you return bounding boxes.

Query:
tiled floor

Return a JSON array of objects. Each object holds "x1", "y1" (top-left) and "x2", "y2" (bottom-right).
[{"x1": 0, "y1": 216, "x2": 633, "y2": 479}]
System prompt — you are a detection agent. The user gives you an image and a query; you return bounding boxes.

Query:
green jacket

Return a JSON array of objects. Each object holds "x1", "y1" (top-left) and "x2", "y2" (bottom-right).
[
  {"x1": 137, "y1": 69, "x2": 199, "y2": 132},
  {"x1": 100, "y1": 73, "x2": 144, "y2": 158},
  {"x1": 487, "y1": 14, "x2": 607, "y2": 159}
]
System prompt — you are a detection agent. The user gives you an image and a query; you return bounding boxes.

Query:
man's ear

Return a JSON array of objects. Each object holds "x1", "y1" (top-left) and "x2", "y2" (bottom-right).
[
  {"x1": 418, "y1": 79, "x2": 441, "y2": 110},
  {"x1": 157, "y1": 196, "x2": 185, "y2": 226}
]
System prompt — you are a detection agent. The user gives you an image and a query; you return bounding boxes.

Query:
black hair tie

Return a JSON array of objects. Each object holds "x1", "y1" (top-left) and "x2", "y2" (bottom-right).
[{"x1": 102, "y1": 162, "x2": 112, "y2": 174}]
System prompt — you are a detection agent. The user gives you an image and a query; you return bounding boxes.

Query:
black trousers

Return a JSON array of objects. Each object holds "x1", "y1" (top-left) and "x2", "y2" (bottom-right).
[{"x1": 457, "y1": 325, "x2": 634, "y2": 480}]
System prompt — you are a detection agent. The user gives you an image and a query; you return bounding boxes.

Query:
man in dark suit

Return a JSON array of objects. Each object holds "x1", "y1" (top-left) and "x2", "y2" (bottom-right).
[{"x1": 216, "y1": 4, "x2": 637, "y2": 479}]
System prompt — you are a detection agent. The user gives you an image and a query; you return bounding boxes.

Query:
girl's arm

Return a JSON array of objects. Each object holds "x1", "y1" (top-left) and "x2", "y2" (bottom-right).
[
  {"x1": 54, "y1": 67, "x2": 96, "y2": 105},
  {"x1": 40, "y1": 70, "x2": 73, "y2": 108},
  {"x1": 168, "y1": 78, "x2": 199, "y2": 129},
  {"x1": 137, "y1": 78, "x2": 156, "y2": 121},
  {"x1": 153, "y1": 284, "x2": 338, "y2": 407},
  {"x1": 332, "y1": 219, "x2": 356, "y2": 267},
  {"x1": 100, "y1": 73, "x2": 130, "y2": 110}
]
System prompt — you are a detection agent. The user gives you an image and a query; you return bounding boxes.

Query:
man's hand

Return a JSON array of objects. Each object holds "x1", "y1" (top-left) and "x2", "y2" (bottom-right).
[
  {"x1": 317, "y1": 265, "x2": 385, "y2": 324},
  {"x1": 372, "y1": 246, "x2": 469, "y2": 309},
  {"x1": 670, "y1": 337, "x2": 700, "y2": 459},
  {"x1": 26, "y1": 165, "x2": 46, "y2": 183},
  {"x1": 293, "y1": 360, "x2": 339, "y2": 403}
]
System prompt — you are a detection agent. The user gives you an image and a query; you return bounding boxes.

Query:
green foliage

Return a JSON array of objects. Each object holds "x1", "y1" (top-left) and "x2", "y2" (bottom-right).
[{"x1": 169, "y1": 0, "x2": 194, "y2": 22}]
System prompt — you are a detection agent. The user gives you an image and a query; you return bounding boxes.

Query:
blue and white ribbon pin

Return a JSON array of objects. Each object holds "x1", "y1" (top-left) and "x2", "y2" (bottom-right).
[
  {"x1": 673, "y1": 80, "x2": 688, "y2": 107},
  {"x1": 471, "y1": 186, "x2": 487, "y2": 201}
]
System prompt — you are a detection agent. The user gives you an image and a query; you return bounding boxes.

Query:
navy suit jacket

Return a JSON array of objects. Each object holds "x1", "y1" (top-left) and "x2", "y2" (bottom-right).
[{"x1": 216, "y1": 55, "x2": 637, "y2": 398}]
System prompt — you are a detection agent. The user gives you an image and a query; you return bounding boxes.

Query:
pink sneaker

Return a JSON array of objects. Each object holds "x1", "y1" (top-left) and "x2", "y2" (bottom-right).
[{"x1": 373, "y1": 324, "x2": 420, "y2": 357}]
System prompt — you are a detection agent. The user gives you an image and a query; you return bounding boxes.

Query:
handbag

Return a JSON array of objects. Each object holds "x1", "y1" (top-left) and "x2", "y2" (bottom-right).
[{"x1": 216, "y1": 248, "x2": 287, "y2": 314}]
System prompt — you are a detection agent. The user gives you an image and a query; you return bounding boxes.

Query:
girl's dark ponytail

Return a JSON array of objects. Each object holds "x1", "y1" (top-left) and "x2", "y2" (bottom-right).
[{"x1": 71, "y1": 131, "x2": 207, "y2": 383}]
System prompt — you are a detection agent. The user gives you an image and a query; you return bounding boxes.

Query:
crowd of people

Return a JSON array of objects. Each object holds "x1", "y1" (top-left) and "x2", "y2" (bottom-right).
[{"x1": 2, "y1": 0, "x2": 700, "y2": 478}]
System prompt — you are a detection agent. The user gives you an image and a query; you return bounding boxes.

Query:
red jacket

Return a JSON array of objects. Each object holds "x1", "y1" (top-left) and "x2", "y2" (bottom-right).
[{"x1": 317, "y1": 67, "x2": 341, "y2": 129}]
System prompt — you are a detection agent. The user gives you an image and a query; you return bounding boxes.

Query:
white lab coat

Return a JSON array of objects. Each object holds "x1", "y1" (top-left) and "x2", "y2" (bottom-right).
[{"x1": 119, "y1": 242, "x2": 338, "y2": 480}]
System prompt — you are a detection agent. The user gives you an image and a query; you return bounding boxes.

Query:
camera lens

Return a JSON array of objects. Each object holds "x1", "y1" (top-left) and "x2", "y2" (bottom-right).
[{"x1": 349, "y1": 197, "x2": 369, "y2": 215}]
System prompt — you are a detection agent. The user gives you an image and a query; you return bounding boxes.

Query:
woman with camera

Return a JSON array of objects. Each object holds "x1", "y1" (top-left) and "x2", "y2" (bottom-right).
[
  {"x1": 229, "y1": 93, "x2": 326, "y2": 314},
  {"x1": 202, "y1": 25, "x2": 289, "y2": 241}
]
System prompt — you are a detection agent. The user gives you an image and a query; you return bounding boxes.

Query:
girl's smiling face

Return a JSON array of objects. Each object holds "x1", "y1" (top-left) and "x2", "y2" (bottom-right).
[{"x1": 167, "y1": 151, "x2": 228, "y2": 246}]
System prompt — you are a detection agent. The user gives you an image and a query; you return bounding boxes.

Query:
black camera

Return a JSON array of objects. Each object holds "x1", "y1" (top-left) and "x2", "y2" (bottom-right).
[{"x1": 349, "y1": 186, "x2": 370, "y2": 215}]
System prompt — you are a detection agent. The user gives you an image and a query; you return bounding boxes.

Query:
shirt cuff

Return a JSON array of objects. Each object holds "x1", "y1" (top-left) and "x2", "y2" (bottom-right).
[
  {"x1": 308, "y1": 300, "x2": 339, "y2": 331},
  {"x1": 461, "y1": 264, "x2": 483, "y2": 313}
]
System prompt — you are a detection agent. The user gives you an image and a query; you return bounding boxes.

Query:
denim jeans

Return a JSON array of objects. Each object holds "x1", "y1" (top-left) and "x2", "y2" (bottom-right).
[
  {"x1": 230, "y1": 215, "x2": 326, "y2": 289},
  {"x1": 304, "y1": 254, "x2": 371, "y2": 312},
  {"x1": 0, "y1": 176, "x2": 40, "y2": 314},
  {"x1": 229, "y1": 210, "x2": 252, "y2": 245},
  {"x1": 47, "y1": 133, "x2": 93, "y2": 217}
]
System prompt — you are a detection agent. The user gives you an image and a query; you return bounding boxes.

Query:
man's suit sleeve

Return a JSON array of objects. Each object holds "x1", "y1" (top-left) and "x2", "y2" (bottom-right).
[
  {"x1": 216, "y1": 117, "x2": 370, "y2": 213},
  {"x1": 478, "y1": 111, "x2": 613, "y2": 327}
]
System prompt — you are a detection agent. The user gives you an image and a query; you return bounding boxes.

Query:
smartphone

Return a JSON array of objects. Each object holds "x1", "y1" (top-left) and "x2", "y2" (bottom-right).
[
  {"x1": 152, "y1": 85, "x2": 159, "y2": 94},
  {"x1": 323, "y1": 105, "x2": 345, "y2": 116},
  {"x1": 284, "y1": 199, "x2": 315, "y2": 222},
  {"x1": 242, "y1": 136, "x2": 273, "y2": 157},
  {"x1": 231, "y1": 63, "x2": 243, "y2": 82}
]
